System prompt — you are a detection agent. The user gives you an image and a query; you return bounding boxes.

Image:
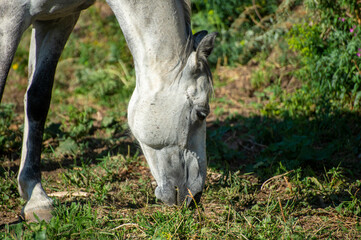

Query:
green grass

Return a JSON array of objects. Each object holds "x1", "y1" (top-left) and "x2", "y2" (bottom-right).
[
  {"x1": 1, "y1": 0, "x2": 361, "y2": 239},
  {"x1": 1, "y1": 155, "x2": 360, "y2": 239}
]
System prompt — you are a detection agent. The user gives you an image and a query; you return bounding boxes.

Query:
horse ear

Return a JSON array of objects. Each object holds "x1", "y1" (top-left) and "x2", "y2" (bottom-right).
[
  {"x1": 195, "y1": 32, "x2": 218, "y2": 61},
  {"x1": 193, "y1": 30, "x2": 208, "y2": 50}
]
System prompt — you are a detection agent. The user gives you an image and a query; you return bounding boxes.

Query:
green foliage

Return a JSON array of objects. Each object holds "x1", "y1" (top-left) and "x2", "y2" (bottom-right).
[
  {"x1": 0, "y1": 169, "x2": 21, "y2": 209},
  {"x1": 286, "y1": 0, "x2": 361, "y2": 107},
  {"x1": 74, "y1": 61, "x2": 135, "y2": 107},
  {"x1": 2, "y1": 202, "x2": 108, "y2": 240},
  {"x1": 287, "y1": 23, "x2": 324, "y2": 57},
  {"x1": 250, "y1": 62, "x2": 276, "y2": 89},
  {"x1": 61, "y1": 106, "x2": 96, "y2": 139},
  {"x1": 56, "y1": 138, "x2": 79, "y2": 156},
  {"x1": 335, "y1": 180, "x2": 361, "y2": 216},
  {"x1": 134, "y1": 206, "x2": 201, "y2": 238}
]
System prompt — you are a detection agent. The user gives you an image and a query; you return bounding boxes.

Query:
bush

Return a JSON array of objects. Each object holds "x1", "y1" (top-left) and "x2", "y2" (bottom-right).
[{"x1": 287, "y1": 0, "x2": 361, "y2": 107}]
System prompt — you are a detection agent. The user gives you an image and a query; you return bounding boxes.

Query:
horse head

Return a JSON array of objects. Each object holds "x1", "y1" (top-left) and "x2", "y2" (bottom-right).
[{"x1": 127, "y1": 31, "x2": 217, "y2": 205}]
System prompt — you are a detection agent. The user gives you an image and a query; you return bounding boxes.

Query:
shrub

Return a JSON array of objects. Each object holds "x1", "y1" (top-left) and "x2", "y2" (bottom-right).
[{"x1": 287, "y1": 0, "x2": 361, "y2": 107}]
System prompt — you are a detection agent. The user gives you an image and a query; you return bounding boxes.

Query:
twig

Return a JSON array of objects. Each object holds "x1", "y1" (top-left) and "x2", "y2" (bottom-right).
[
  {"x1": 173, "y1": 218, "x2": 185, "y2": 237},
  {"x1": 352, "y1": 59, "x2": 361, "y2": 75},
  {"x1": 311, "y1": 224, "x2": 326, "y2": 238},
  {"x1": 242, "y1": 213, "x2": 255, "y2": 229},
  {"x1": 226, "y1": 207, "x2": 231, "y2": 231},
  {"x1": 242, "y1": 6, "x2": 266, "y2": 30},
  {"x1": 48, "y1": 191, "x2": 90, "y2": 198},
  {"x1": 111, "y1": 223, "x2": 138, "y2": 231},
  {"x1": 187, "y1": 188, "x2": 203, "y2": 222},
  {"x1": 283, "y1": 176, "x2": 293, "y2": 194},
  {"x1": 240, "y1": 232, "x2": 250, "y2": 240},
  {"x1": 248, "y1": 11, "x2": 266, "y2": 30},
  {"x1": 278, "y1": 197, "x2": 286, "y2": 223},
  {"x1": 261, "y1": 170, "x2": 295, "y2": 190},
  {"x1": 243, "y1": 138, "x2": 267, "y2": 149},
  {"x1": 252, "y1": 0, "x2": 262, "y2": 21}
]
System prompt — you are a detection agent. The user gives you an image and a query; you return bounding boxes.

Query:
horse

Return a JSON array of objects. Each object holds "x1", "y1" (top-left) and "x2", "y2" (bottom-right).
[{"x1": 0, "y1": 0, "x2": 217, "y2": 222}]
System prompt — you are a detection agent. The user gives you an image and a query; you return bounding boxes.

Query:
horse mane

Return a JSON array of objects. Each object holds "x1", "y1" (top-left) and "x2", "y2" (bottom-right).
[
  {"x1": 169, "y1": 0, "x2": 213, "y2": 97},
  {"x1": 182, "y1": 0, "x2": 191, "y2": 30},
  {"x1": 180, "y1": 0, "x2": 214, "y2": 96}
]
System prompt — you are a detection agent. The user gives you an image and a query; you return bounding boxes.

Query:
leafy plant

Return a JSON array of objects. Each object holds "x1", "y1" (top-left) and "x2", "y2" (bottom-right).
[
  {"x1": 74, "y1": 61, "x2": 135, "y2": 107},
  {"x1": 287, "y1": 0, "x2": 361, "y2": 107}
]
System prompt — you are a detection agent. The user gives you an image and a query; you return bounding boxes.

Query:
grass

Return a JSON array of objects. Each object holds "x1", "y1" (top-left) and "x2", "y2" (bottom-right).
[{"x1": 1, "y1": 0, "x2": 361, "y2": 239}]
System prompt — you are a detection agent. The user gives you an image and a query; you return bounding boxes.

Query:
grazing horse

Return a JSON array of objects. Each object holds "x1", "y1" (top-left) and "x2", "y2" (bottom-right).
[{"x1": 0, "y1": 0, "x2": 216, "y2": 222}]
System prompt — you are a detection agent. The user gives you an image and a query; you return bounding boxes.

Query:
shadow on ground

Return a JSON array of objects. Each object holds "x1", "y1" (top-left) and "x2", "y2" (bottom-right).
[
  {"x1": 205, "y1": 105, "x2": 361, "y2": 211},
  {"x1": 207, "y1": 107, "x2": 361, "y2": 179}
]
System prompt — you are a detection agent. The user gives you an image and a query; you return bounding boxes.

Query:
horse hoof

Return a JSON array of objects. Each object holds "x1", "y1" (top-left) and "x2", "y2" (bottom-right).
[
  {"x1": 21, "y1": 206, "x2": 53, "y2": 223},
  {"x1": 21, "y1": 196, "x2": 54, "y2": 223}
]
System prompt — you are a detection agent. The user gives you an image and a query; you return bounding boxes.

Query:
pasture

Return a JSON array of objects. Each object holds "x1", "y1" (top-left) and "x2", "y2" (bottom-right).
[{"x1": 1, "y1": 0, "x2": 361, "y2": 239}]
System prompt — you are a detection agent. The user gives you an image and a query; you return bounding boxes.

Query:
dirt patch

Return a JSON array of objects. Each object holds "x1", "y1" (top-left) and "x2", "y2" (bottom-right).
[
  {"x1": 0, "y1": 210, "x2": 21, "y2": 227},
  {"x1": 208, "y1": 65, "x2": 259, "y2": 122}
]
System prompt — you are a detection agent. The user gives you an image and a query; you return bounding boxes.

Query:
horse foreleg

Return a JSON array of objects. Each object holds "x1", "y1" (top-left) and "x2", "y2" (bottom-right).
[
  {"x1": 18, "y1": 13, "x2": 80, "y2": 222},
  {"x1": 0, "y1": 2, "x2": 31, "y2": 102}
]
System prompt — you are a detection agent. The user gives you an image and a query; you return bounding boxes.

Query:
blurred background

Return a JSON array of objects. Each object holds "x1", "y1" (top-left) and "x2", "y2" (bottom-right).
[{"x1": 1, "y1": 0, "x2": 361, "y2": 238}]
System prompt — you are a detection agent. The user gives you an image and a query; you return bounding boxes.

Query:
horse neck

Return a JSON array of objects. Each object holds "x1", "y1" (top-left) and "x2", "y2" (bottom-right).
[{"x1": 107, "y1": 0, "x2": 191, "y2": 92}]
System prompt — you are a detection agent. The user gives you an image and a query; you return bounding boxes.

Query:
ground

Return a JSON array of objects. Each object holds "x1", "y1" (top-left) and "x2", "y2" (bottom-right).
[
  {"x1": 1, "y1": 63, "x2": 360, "y2": 238},
  {"x1": 1, "y1": 2, "x2": 360, "y2": 239}
]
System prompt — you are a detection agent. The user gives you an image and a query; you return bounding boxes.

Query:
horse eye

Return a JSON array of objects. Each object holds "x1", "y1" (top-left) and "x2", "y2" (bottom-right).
[
  {"x1": 195, "y1": 106, "x2": 209, "y2": 121},
  {"x1": 196, "y1": 110, "x2": 208, "y2": 120}
]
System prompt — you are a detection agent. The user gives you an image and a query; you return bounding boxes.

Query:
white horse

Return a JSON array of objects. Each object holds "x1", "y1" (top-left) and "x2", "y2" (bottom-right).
[{"x1": 0, "y1": 0, "x2": 216, "y2": 222}]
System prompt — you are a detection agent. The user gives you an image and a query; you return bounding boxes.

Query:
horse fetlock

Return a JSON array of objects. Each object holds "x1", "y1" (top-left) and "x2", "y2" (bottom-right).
[{"x1": 17, "y1": 170, "x2": 41, "y2": 199}]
